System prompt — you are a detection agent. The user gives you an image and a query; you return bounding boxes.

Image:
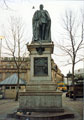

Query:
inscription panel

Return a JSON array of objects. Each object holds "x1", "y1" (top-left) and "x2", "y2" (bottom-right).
[{"x1": 34, "y1": 57, "x2": 48, "y2": 76}]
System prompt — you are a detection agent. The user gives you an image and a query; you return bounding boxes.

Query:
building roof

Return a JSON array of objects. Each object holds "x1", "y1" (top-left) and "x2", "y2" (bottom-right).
[{"x1": 0, "y1": 74, "x2": 26, "y2": 85}]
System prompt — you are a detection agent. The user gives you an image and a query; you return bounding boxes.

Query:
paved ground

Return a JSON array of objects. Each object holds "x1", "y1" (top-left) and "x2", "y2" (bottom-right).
[
  {"x1": 62, "y1": 93, "x2": 83, "y2": 120},
  {"x1": 0, "y1": 93, "x2": 83, "y2": 120},
  {"x1": 0, "y1": 99, "x2": 19, "y2": 120}
]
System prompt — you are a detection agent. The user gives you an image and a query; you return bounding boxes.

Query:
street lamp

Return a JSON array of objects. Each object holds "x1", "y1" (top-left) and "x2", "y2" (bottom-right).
[
  {"x1": 66, "y1": 71, "x2": 72, "y2": 91},
  {"x1": 0, "y1": 36, "x2": 4, "y2": 61}
]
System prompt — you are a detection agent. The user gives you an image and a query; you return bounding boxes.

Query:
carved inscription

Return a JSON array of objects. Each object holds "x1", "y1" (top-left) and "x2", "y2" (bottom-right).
[{"x1": 34, "y1": 57, "x2": 48, "y2": 76}]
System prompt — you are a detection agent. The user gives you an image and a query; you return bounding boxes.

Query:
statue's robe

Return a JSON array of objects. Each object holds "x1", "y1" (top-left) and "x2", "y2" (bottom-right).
[{"x1": 32, "y1": 10, "x2": 51, "y2": 42}]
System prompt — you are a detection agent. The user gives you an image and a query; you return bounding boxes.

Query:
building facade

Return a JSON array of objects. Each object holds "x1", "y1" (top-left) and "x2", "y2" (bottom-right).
[
  {"x1": 75, "y1": 68, "x2": 84, "y2": 77},
  {"x1": 0, "y1": 57, "x2": 30, "y2": 83},
  {"x1": 0, "y1": 57, "x2": 64, "y2": 98},
  {"x1": 0, "y1": 57, "x2": 63, "y2": 84},
  {"x1": 51, "y1": 59, "x2": 64, "y2": 83},
  {"x1": 0, "y1": 74, "x2": 26, "y2": 99}
]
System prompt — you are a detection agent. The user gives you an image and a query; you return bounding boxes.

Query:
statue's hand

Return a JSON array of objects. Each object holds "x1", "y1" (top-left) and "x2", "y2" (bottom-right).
[{"x1": 38, "y1": 20, "x2": 42, "y2": 25}]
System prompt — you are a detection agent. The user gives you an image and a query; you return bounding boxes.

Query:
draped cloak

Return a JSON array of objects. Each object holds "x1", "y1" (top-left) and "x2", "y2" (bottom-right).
[{"x1": 32, "y1": 10, "x2": 51, "y2": 42}]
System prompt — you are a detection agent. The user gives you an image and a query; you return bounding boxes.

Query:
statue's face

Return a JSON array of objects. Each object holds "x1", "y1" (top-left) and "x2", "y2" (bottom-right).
[{"x1": 40, "y1": 4, "x2": 43, "y2": 10}]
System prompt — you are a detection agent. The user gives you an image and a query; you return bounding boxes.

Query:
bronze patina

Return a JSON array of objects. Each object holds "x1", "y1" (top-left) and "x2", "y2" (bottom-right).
[{"x1": 32, "y1": 4, "x2": 51, "y2": 42}]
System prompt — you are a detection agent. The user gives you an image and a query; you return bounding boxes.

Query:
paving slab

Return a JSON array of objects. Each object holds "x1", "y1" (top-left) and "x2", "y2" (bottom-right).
[{"x1": 0, "y1": 93, "x2": 83, "y2": 120}]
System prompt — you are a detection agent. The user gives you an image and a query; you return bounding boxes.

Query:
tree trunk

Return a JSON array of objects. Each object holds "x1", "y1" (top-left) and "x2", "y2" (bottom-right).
[
  {"x1": 72, "y1": 59, "x2": 76, "y2": 100},
  {"x1": 15, "y1": 69, "x2": 19, "y2": 101}
]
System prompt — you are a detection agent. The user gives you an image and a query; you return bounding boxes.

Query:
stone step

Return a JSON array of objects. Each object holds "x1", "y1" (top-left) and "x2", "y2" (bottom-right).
[
  {"x1": 27, "y1": 80, "x2": 56, "y2": 84},
  {"x1": 26, "y1": 83, "x2": 57, "y2": 91},
  {"x1": 8, "y1": 110, "x2": 74, "y2": 120},
  {"x1": 19, "y1": 91, "x2": 62, "y2": 96},
  {"x1": 17, "y1": 107, "x2": 64, "y2": 112}
]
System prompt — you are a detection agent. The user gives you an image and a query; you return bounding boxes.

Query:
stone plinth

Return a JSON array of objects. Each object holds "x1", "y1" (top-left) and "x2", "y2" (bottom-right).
[
  {"x1": 26, "y1": 83, "x2": 57, "y2": 91},
  {"x1": 27, "y1": 42, "x2": 54, "y2": 82},
  {"x1": 19, "y1": 42, "x2": 63, "y2": 113},
  {"x1": 19, "y1": 91, "x2": 62, "y2": 112}
]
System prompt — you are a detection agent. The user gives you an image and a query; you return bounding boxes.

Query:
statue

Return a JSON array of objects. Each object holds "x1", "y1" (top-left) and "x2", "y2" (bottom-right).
[{"x1": 32, "y1": 4, "x2": 51, "y2": 42}]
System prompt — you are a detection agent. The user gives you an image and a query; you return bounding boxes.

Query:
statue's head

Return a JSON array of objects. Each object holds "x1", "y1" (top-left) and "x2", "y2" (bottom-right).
[{"x1": 40, "y1": 4, "x2": 44, "y2": 10}]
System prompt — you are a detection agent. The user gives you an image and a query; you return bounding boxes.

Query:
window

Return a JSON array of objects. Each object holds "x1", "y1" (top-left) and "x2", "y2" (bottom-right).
[
  {"x1": 19, "y1": 86, "x2": 21, "y2": 89},
  {"x1": 58, "y1": 85, "x2": 64, "y2": 87},
  {"x1": 3, "y1": 65, "x2": 6, "y2": 68},
  {"x1": 11, "y1": 65, "x2": 14, "y2": 68},
  {"x1": 14, "y1": 64, "x2": 16, "y2": 68},
  {"x1": 11, "y1": 86, "x2": 15, "y2": 89},
  {"x1": 21, "y1": 64, "x2": 25, "y2": 68},
  {"x1": 6, "y1": 64, "x2": 11, "y2": 68},
  {"x1": 5, "y1": 86, "x2": 10, "y2": 89}
]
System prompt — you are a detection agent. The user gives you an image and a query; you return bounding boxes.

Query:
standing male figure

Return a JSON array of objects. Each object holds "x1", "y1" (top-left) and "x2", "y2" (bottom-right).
[{"x1": 32, "y1": 4, "x2": 51, "y2": 42}]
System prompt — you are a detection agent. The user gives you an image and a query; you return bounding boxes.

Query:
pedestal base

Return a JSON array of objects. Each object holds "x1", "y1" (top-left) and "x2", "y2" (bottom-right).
[
  {"x1": 26, "y1": 82, "x2": 57, "y2": 91},
  {"x1": 19, "y1": 91, "x2": 62, "y2": 111},
  {"x1": 8, "y1": 109, "x2": 74, "y2": 120}
]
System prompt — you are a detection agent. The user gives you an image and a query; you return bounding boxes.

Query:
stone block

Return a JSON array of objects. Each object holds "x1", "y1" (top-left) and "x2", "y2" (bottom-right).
[
  {"x1": 26, "y1": 83, "x2": 57, "y2": 91},
  {"x1": 19, "y1": 91, "x2": 62, "y2": 111}
]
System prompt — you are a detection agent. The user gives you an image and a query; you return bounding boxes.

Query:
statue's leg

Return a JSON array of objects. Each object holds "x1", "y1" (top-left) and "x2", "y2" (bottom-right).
[
  {"x1": 42, "y1": 24, "x2": 46, "y2": 40},
  {"x1": 39, "y1": 24, "x2": 42, "y2": 40}
]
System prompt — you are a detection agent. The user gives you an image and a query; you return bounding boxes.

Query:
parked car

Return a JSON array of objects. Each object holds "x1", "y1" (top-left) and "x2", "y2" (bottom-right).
[{"x1": 57, "y1": 82, "x2": 67, "y2": 92}]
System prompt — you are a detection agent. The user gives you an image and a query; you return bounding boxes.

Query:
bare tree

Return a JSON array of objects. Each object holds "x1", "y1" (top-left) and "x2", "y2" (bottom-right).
[
  {"x1": 0, "y1": 0, "x2": 11, "y2": 9},
  {"x1": 0, "y1": 0, "x2": 23, "y2": 10},
  {"x1": 55, "y1": 10, "x2": 84, "y2": 100},
  {"x1": 3, "y1": 16, "x2": 28, "y2": 101}
]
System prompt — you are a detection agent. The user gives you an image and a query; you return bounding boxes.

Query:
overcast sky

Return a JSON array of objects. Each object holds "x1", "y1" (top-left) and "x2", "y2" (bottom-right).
[{"x1": 0, "y1": 0, "x2": 84, "y2": 75}]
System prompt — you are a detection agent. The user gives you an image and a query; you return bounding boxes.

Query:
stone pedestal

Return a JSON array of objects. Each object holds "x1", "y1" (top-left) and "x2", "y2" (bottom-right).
[
  {"x1": 28, "y1": 42, "x2": 53, "y2": 82},
  {"x1": 19, "y1": 91, "x2": 62, "y2": 111},
  {"x1": 19, "y1": 42, "x2": 63, "y2": 112}
]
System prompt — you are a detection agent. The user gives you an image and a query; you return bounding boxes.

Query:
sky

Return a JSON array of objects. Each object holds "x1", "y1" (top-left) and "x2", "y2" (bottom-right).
[{"x1": 0, "y1": 0, "x2": 84, "y2": 76}]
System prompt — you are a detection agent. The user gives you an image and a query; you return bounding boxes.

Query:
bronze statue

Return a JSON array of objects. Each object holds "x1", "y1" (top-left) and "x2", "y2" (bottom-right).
[{"x1": 32, "y1": 4, "x2": 51, "y2": 42}]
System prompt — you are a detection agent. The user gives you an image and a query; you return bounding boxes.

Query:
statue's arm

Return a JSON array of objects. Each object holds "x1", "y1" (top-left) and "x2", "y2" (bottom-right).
[
  {"x1": 45, "y1": 10, "x2": 51, "y2": 21},
  {"x1": 33, "y1": 11, "x2": 39, "y2": 21}
]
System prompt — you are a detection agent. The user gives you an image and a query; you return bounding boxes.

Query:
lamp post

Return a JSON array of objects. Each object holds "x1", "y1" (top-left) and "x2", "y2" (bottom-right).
[
  {"x1": 66, "y1": 71, "x2": 72, "y2": 91},
  {"x1": 0, "y1": 36, "x2": 4, "y2": 62}
]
